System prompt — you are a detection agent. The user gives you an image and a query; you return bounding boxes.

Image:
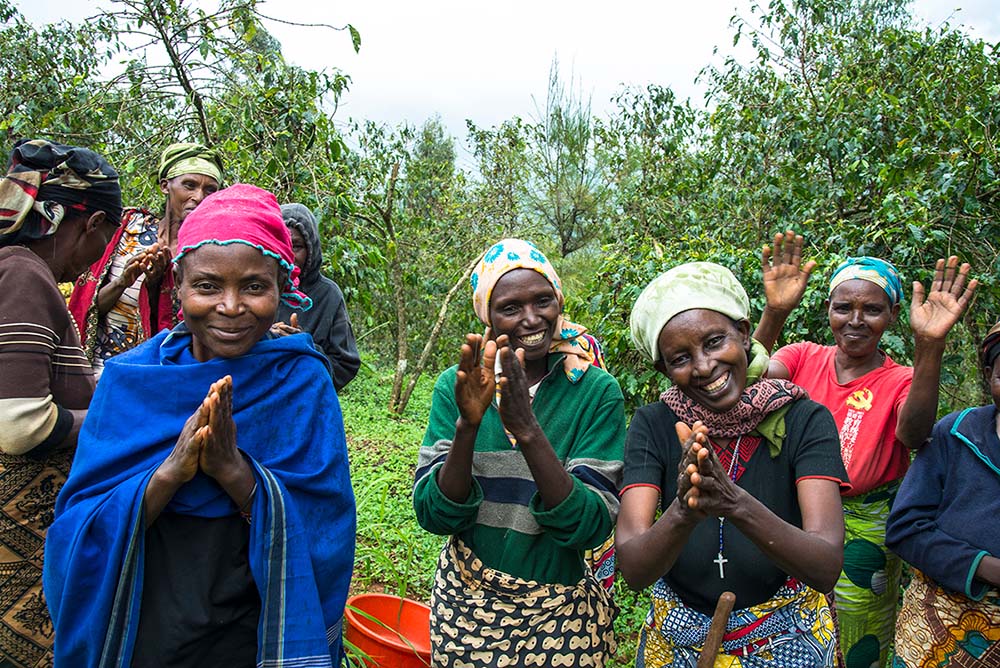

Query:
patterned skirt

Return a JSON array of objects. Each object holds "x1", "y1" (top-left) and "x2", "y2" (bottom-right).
[
  {"x1": 893, "y1": 569, "x2": 1000, "y2": 668},
  {"x1": 636, "y1": 577, "x2": 837, "y2": 668},
  {"x1": 429, "y1": 536, "x2": 617, "y2": 667},
  {"x1": 0, "y1": 451, "x2": 72, "y2": 668},
  {"x1": 836, "y1": 481, "x2": 903, "y2": 668}
]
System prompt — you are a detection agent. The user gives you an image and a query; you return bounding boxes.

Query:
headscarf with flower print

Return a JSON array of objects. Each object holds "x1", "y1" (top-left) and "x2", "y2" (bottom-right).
[{"x1": 471, "y1": 238, "x2": 598, "y2": 383}]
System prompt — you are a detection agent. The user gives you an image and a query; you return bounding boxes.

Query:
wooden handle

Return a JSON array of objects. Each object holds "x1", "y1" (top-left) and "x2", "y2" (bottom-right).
[{"x1": 696, "y1": 591, "x2": 736, "y2": 668}]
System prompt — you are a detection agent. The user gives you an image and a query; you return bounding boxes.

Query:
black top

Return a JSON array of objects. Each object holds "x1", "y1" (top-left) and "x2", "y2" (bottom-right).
[
  {"x1": 131, "y1": 513, "x2": 260, "y2": 668},
  {"x1": 623, "y1": 399, "x2": 846, "y2": 615}
]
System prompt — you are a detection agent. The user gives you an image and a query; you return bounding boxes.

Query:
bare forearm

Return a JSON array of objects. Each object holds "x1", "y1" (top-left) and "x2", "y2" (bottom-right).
[
  {"x1": 436, "y1": 417, "x2": 479, "y2": 502},
  {"x1": 730, "y1": 493, "x2": 843, "y2": 592},
  {"x1": 975, "y1": 554, "x2": 1000, "y2": 589},
  {"x1": 143, "y1": 468, "x2": 184, "y2": 527},
  {"x1": 897, "y1": 339, "x2": 947, "y2": 448},
  {"x1": 752, "y1": 306, "x2": 793, "y2": 353},
  {"x1": 513, "y1": 422, "x2": 574, "y2": 510},
  {"x1": 96, "y1": 279, "x2": 129, "y2": 316},
  {"x1": 617, "y1": 500, "x2": 700, "y2": 590},
  {"x1": 212, "y1": 456, "x2": 256, "y2": 510}
]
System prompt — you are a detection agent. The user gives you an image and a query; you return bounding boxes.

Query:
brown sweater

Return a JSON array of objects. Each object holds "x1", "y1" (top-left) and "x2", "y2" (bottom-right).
[{"x1": 0, "y1": 245, "x2": 95, "y2": 667}]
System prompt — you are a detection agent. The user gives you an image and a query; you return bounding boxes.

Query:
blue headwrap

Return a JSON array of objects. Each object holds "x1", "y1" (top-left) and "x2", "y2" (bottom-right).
[{"x1": 829, "y1": 257, "x2": 903, "y2": 305}]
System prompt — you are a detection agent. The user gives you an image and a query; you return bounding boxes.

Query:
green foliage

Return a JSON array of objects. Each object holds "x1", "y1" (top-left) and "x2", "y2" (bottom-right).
[
  {"x1": 341, "y1": 363, "x2": 440, "y2": 601},
  {"x1": 591, "y1": 0, "x2": 1000, "y2": 413}
]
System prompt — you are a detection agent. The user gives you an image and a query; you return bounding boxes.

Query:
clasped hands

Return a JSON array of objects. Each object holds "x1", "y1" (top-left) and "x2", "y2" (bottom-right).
[
  {"x1": 454, "y1": 332, "x2": 538, "y2": 437},
  {"x1": 118, "y1": 243, "x2": 172, "y2": 288},
  {"x1": 160, "y1": 375, "x2": 243, "y2": 485},
  {"x1": 675, "y1": 421, "x2": 744, "y2": 520}
]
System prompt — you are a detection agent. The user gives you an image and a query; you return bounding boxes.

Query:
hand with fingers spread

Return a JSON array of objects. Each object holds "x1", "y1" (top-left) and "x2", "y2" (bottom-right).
[
  {"x1": 495, "y1": 335, "x2": 539, "y2": 440},
  {"x1": 761, "y1": 230, "x2": 816, "y2": 315},
  {"x1": 270, "y1": 312, "x2": 303, "y2": 338},
  {"x1": 454, "y1": 333, "x2": 498, "y2": 426},
  {"x1": 910, "y1": 256, "x2": 978, "y2": 344}
]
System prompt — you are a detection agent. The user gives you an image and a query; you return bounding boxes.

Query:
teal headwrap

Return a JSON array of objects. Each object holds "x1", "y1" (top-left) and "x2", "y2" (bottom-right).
[{"x1": 829, "y1": 257, "x2": 902, "y2": 305}]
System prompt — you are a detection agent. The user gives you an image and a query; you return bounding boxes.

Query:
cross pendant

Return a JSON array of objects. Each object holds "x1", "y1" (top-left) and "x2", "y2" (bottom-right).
[{"x1": 714, "y1": 552, "x2": 728, "y2": 578}]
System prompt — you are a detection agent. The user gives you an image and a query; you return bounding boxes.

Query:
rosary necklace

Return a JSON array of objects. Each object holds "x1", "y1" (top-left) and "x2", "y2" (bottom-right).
[{"x1": 714, "y1": 435, "x2": 742, "y2": 579}]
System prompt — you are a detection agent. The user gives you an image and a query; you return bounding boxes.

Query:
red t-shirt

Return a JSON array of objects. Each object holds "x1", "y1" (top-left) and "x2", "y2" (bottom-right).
[{"x1": 772, "y1": 341, "x2": 912, "y2": 496}]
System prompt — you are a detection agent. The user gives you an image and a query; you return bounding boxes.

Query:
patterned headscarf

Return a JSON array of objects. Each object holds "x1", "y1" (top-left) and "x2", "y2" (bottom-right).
[
  {"x1": 470, "y1": 238, "x2": 596, "y2": 383},
  {"x1": 174, "y1": 184, "x2": 312, "y2": 310},
  {"x1": 829, "y1": 256, "x2": 903, "y2": 305},
  {"x1": 0, "y1": 139, "x2": 122, "y2": 247},
  {"x1": 630, "y1": 261, "x2": 750, "y2": 364},
  {"x1": 157, "y1": 142, "x2": 224, "y2": 184}
]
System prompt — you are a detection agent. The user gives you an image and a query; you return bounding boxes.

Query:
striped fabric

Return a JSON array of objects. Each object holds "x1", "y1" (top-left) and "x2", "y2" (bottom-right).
[{"x1": 1, "y1": 245, "x2": 95, "y2": 668}]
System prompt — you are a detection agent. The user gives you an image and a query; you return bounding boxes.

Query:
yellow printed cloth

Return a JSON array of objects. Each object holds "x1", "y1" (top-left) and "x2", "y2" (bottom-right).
[
  {"x1": 636, "y1": 577, "x2": 836, "y2": 667},
  {"x1": 894, "y1": 569, "x2": 1000, "y2": 668}
]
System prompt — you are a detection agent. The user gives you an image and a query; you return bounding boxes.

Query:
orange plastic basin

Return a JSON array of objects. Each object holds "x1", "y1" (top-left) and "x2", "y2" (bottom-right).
[{"x1": 344, "y1": 593, "x2": 431, "y2": 667}]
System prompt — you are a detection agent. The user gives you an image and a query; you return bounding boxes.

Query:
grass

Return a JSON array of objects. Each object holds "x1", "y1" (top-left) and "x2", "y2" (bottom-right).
[{"x1": 340, "y1": 361, "x2": 648, "y2": 667}]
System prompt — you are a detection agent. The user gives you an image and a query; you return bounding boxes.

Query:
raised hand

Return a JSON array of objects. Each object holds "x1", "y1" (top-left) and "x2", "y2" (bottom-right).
[
  {"x1": 270, "y1": 312, "x2": 302, "y2": 338},
  {"x1": 910, "y1": 256, "x2": 978, "y2": 344},
  {"x1": 199, "y1": 376, "x2": 242, "y2": 482},
  {"x1": 141, "y1": 243, "x2": 172, "y2": 283},
  {"x1": 118, "y1": 252, "x2": 148, "y2": 289},
  {"x1": 454, "y1": 333, "x2": 498, "y2": 426},
  {"x1": 761, "y1": 230, "x2": 816, "y2": 314},
  {"x1": 495, "y1": 336, "x2": 537, "y2": 440}
]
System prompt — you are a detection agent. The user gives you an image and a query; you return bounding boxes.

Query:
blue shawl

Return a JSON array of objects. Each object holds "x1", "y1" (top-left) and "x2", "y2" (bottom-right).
[{"x1": 43, "y1": 325, "x2": 356, "y2": 668}]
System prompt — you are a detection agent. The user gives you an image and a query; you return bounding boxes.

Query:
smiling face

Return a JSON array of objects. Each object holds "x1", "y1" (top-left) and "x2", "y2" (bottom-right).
[
  {"x1": 488, "y1": 268, "x2": 561, "y2": 362},
  {"x1": 654, "y1": 309, "x2": 751, "y2": 413},
  {"x1": 176, "y1": 243, "x2": 281, "y2": 362},
  {"x1": 827, "y1": 279, "x2": 899, "y2": 360},
  {"x1": 160, "y1": 173, "x2": 220, "y2": 225}
]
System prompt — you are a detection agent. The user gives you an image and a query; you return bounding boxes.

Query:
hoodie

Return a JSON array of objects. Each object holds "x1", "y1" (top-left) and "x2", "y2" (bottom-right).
[{"x1": 276, "y1": 203, "x2": 360, "y2": 391}]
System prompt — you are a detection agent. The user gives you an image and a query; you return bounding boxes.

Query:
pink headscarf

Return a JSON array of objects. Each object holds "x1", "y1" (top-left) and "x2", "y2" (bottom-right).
[{"x1": 173, "y1": 183, "x2": 311, "y2": 309}]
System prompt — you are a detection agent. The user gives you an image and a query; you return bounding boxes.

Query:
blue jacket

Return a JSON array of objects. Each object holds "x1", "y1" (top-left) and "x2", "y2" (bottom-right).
[{"x1": 886, "y1": 405, "x2": 1000, "y2": 599}]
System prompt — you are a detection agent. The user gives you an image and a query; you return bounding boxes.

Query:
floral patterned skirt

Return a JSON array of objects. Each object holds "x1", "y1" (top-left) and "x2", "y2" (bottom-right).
[
  {"x1": 636, "y1": 577, "x2": 837, "y2": 668},
  {"x1": 893, "y1": 569, "x2": 1000, "y2": 668}
]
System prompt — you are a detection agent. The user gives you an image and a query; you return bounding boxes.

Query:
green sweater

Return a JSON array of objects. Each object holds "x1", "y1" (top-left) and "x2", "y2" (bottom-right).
[{"x1": 413, "y1": 355, "x2": 625, "y2": 585}]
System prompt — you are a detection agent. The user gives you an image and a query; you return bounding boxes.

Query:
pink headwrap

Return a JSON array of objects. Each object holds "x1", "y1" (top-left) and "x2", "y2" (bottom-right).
[{"x1": 173, "y1": 183, "x2": 311, "y2": 309}]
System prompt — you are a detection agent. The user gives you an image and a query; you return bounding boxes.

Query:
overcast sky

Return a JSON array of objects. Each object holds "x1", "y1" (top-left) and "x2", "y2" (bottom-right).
[{"x1": 14, "y1": 0, "x2": 1000, "y2": 157}]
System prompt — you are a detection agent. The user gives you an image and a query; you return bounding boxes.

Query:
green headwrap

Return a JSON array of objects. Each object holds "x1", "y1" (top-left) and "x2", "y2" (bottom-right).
[
  {"x1": 630, "y1": 261, "x2": 750, "y2": 363},
  {"x1": 157, "y1": 142, "x2": 224, "y2": 184}
]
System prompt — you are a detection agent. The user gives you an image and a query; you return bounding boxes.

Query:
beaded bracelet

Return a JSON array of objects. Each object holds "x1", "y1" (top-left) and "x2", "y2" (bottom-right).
[{"x1": 239, "y1": 481, "x2": 258, "y2": 524}]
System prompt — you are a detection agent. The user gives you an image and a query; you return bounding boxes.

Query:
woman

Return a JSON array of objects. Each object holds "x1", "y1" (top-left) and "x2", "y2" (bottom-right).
[
  {"x1": 618, "y1": 261, "x2": 848, "y2": 667},
  {"x1": 69, "y1": 142, "x2": 224, "y2": 377},
  {"x1": 270, "y1": 203, "x2": 360, "y2": 392},
  {"x1": 757, "y1": 234, "x2": 977, "y2": 668},
  {"x1": 413, "y1": 238, "x2": 624, "y2": 667},
  {"x1": 0, "y1": 139, "x2": 122, "y2": 668},
  {"x1": 884, "y1": 322, "x2": 1000, "y2": 667},
  {"x1": 44, "y1": 184, "x2": 355, "y2": 668}
]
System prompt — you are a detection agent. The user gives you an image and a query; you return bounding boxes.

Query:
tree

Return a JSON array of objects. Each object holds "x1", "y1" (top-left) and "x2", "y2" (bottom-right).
[
  {"x1": 349, "y1": 119, "x2": 482, "y2": 414},
  {"x1": 526, "y1": 59, "x2": 610, "y2": 256},
  {"x1": 589, "y1": 0, "x2": 999, "y2": 411}
]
